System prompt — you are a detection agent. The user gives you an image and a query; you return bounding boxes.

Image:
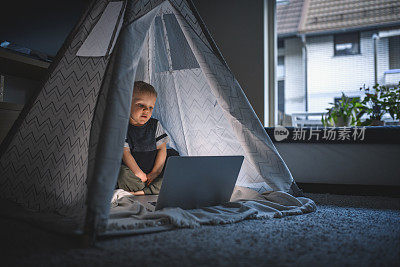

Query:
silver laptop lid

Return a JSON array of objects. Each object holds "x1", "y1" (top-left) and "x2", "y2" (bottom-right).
[{"x1": 155, "y1": 156, "x2": 244, "y2": 210}]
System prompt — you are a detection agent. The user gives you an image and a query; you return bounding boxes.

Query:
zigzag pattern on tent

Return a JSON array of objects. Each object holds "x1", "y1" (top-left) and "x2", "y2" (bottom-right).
[
  {"x1": 0, "y1": 0, "x2": 111, "y2": 215},
  {"x1": 164, "y1": 69, "x2": 261, "y2": 186},
  {"x1": 171, "y1": 69, "x2": 241, "y2": 155},
  {"x1": 172, "y1": 8, "x2": 293, "y2": 191},
  {"x1": 192, "y1": 33, "x2": 291, "y2": 191},
  {"x1": 86, "y1": 53, "x2": 116, "y2": 189},
  {"x1": 152, "y1": 72, "x2": 189, "y2": 155}
]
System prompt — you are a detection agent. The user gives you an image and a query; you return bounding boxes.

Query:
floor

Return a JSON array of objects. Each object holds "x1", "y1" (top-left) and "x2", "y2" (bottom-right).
[{"x1": 2, "y1": 193, "x2": 399, "y2": 266}]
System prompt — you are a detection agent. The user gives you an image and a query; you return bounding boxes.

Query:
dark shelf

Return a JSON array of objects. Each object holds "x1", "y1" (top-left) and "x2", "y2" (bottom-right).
[{"x1": 0, "y1": 47, "x2": 49, "y2": 81}]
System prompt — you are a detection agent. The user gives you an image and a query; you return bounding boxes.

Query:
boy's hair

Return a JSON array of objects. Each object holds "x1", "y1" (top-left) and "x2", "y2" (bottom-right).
[{"x1": 133, "y1": 81, "x2": 157, "y2": 97}]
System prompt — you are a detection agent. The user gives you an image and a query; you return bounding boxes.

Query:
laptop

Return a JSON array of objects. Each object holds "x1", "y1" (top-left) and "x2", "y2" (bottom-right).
[{"x1": 154, "y1": 155, "x2": 244, "y2": 211}]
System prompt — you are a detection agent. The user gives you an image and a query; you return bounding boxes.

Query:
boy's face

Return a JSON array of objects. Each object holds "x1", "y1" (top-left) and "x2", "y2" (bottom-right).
[{"x1": 130, "y1": 92, "x2": 157, "y2": 126}]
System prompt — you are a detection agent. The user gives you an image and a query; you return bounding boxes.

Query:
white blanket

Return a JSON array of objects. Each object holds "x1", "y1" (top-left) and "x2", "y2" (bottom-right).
[{"x1": 104, "y1": 187, "x2": 316, "y2": 236}]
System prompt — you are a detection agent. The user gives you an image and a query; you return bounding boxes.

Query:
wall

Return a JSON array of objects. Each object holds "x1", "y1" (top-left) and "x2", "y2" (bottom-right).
[
  {"x1": 193, "y1": 0, "x2": 265, "y2": 123},
  {"x1": 0, "y1": 0, "x2": 87, "y2": 57},
  {"x1": 276, "y1": 143, "x2": 400, "y2": 186},
  {"x1": 2, "y1": 74, "x2": 39, "y2": 105},
  {"x1": 284, "y1": 37, "x2": 305, "y2": 115},
  {"x1": 0, "y1": 102, "x2": 23, "y2": 144}
]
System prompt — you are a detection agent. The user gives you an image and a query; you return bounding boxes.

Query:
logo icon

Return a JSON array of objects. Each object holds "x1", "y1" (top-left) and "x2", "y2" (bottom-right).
[{"x1": 274, "y1": 126, "x2": 289, "y2": 141}]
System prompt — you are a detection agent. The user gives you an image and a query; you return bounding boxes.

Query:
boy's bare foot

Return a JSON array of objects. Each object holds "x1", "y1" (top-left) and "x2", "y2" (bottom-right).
[{"x1": 130, "y1": 190, "x2": 145, "y2": 196}]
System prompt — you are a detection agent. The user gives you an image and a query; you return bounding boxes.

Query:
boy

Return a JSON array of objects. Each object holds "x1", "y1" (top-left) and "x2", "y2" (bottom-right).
[{"x1": 117, "y1": 81, "x2": 169, "y2": 195}]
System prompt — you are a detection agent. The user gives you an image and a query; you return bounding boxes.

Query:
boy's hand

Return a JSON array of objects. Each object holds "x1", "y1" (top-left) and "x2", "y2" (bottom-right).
[
  {"x1": 146, "y1": 172, "x2": 158, "y2": 186},
  {"x1": 135, "y1": 171, "x2": 147, "y2": 183}
]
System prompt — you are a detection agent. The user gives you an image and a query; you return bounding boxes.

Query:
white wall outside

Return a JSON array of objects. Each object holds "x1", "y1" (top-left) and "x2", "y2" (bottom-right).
[
  {"x1": 281, "y1": 31, "x2": 391, "y2": 116},
  {"x1": 284, "y1": 37, "x2": 305, "y2": 115}
]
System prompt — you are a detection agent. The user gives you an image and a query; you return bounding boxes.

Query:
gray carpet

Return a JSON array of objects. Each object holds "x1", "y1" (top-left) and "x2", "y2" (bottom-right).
[{"x1": 2, "y1": 193, "x2": 399, "y2": 266}]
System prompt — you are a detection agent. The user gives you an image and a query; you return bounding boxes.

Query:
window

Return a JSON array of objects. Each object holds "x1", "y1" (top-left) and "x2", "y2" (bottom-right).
[
  {"x1": 334, "y1": 96, "x2": 360, "y2": 105},
  {"x1": 153, "y1": 14, "x2": 199, "y2": 72},
  {"x1": 278, "y1": 80, "x2": 285, "y2": 114},
  {"x1": 334, "y1": 32, "x2": 360, "y2": 56},
  {"x1": 154, "y1": 16, "x2": 170, "y2": 73},
  {"x1": 389, "y1": 36, "x2": 400, "y2": 70},
  {"x1": 278, "y1": 39, "x2": 285, "y2": 49},
  {"x1": 277, "y1": 0, "x2": 290, "y2": 5},
  {"x1": 277, "y1": 55, "x2": 285, "y2": 79},
  {"x1": 76, "y1": 1, "x2": 125, "y2": 57},
  {"x1": 163, "y1": 14, "x2": 199, "y2": 71},
  {"x1": 278, "y1": 55, "x2": 284, "y2": 65}
]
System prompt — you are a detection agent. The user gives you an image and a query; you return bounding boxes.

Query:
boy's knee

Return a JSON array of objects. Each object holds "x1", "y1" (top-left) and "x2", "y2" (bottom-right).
[
  {"x1": 143, "y1": 186, "x2": 160, "y2": 195},
  {"x1": 144, "y1": 177, "x2": 163, "y2": 195},
  {"x1": 117, "y1": 166, "x2": 145, "y2": 192}
]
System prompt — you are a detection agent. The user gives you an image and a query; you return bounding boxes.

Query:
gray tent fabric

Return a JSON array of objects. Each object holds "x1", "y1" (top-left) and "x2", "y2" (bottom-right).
[
  {"x1": 0, "y1": 0, "x2": 314, "y2": 238},
  {"x1": 85, "y1": 2, "x2": 167, "y2": 234},
  {"x1": 0, "y1": 0, "x2": 111, "y2": 219}
]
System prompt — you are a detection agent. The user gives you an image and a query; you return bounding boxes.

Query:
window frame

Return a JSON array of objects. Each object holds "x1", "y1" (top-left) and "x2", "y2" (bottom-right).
[
  {"x1": 333, "y1": 32, "x2": 361, "y2": 56},
  {"x1": 389, "y1": 36, "x2": 400, "y2": 70}
]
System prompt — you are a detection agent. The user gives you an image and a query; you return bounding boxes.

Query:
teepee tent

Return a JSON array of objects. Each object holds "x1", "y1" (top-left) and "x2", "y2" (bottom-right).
[{"x1": 0, "y1": 0, "x2": 311, "y2": 239}]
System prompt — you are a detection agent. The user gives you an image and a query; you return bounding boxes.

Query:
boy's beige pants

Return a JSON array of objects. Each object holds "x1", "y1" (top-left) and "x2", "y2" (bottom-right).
[{"x1": 117, "y1": 165, "x2": 163, "y2": 195}]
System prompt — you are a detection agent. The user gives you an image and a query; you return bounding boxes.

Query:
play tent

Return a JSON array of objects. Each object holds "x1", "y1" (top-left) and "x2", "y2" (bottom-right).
[{"x1": 0, "y1": 0, "x2": 312, "y2": 239}]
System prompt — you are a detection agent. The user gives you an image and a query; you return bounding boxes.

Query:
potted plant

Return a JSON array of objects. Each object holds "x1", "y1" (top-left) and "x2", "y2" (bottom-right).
[
  {"x1": 322, "y1": 93, "x2": 364, "y2": 127},
  {"x1": 381, "y1": 81, "x2": 400, "y2": 124},
  {"x1": 359, "y1": 82, "x2": 400, "y2": 126}
]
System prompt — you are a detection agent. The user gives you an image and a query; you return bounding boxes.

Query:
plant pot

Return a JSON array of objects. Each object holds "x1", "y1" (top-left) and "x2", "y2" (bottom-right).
[
  {"x1": 334, "y1": 117, "x2": 351, "y2": 127},
  {"x1": 370, "y1": 119, "x2": 385, "y2": 126},
  {"x1": 385, "y1": 121, "x2": 400, "y2": 126}
]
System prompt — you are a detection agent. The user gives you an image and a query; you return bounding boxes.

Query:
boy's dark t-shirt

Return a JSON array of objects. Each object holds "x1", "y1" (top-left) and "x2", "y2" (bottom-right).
[{"x1": 123, "y1": 118, "x2": 169, "y2": 174}]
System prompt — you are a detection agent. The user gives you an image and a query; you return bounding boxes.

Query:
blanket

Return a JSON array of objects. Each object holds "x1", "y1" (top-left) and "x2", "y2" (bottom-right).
[{"x1": 104, "y1": 187, "x2": 316, "y2": 236}]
